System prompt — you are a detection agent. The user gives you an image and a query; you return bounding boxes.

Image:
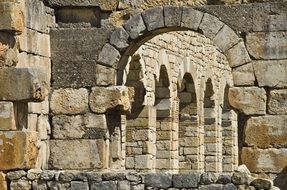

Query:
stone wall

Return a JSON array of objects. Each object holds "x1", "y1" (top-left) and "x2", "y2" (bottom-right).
[{"x1": 0, "y1": 0, "x2": 286, "y2": 189}]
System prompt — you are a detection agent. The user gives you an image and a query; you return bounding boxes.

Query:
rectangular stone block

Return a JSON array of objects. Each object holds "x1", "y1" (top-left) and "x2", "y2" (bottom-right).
[
  {"x1": 253, "y1": 2, "x2": 287, "y2": 32},
  {"x1": 253, "y1": 60, "x2": 287, "y2": 88},
  {"x1": 47, "y1": 0, "x2": 118, "y2": 11},
  {"x1": 50, "y1": 88, "x2": 88, "y2": 115},
  {"x1": 51, "y1": 28, "x2": 110, "y2": 88},
  {"x1": 268, "y1": 89, "x2": 287, "y2": 115},
  {"x1": 245, "y1": 115, "x2": 287, "y2": 148},
  {"x1": 0, "y1": 101, "x2": 16, "y2": 130},
  {"x1": 0, "y1": 2, "x2": 24, "y2": 33},
  {"x1": 232, "y1": 63, "x2": 255, "y2": 86},
  {"x1": 0, "y1": 131, "x2": 38, "y2": 170},
  {"x1": 52, "y1": 114, "x2": 107, "y2": 139},
  {"x1": 0, "y1": 68, "x2": 48, "y2": 101},
  {"x1": 246, "y1": 31, "x2": 287, "y2": 60},
  {"x1": 49, "y1": 139, "x2": 106, "y2": 170},
  {"x1": 229, "y1": 87, "x2": 266, "y2": 115},
  {"x1": 19, "y1": 28, "x2": 50, "y2": 57},
  {"x1": 241, "y1": 147, "x2": 287, "y2": 173}
]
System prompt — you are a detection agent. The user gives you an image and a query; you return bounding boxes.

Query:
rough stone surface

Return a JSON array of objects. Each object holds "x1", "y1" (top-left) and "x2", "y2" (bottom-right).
[
  {"x1": 0, "y1": 2, "x2": 24, "y2": 33},
  {"x1": 52, "y1": 114, "x2": 107, "y2": 139},
  {"x1": 200, "y1": 172, "x2": 218, "y2": 185},
  {"x1": 0, "y1": 68, "x2": 48, "y2": 101},
  {"x1": 110, "y1": 27, "x2": 129, "y2": 51},
  {"x1": 98, "y1": 43, "x2": 121, "y2": 67},
  {"x1": 246, "y1": 31, "x2": 287, "y2": 60},
  {"x1": 50, "y1": 88, "x2": 88, "y2": 115},
  {"x1": 124, "y1": 14, "x2": 146, "y2": 39},
  {"x1": 90, "y1": 86, "x2": 134, "y2": 113},
  {"x1": 0, "y1": 132, "x2": 38, "y2": 170},
  {"x1": 145, "y1": 173, "x2": 172, "y2": 188},
  {"x1": 245, "y1": 115, "x2": 287, "y2": 148},
  {"x1": 228, "y1": 87, "x2": 267, "y2": 115},
  {"x1": 142, "y1": 7, "x2": 164, "y2": 31},
  {"x1": 0, "y1": 172, "x2": 7, "y2": 190},
  {"x1": 71, "y1": 181, "x2": 89, "y2": 190},
  {"x1": 250, "y1": 179, "x2": 272, "y2": 190},
  {"x1": 213, "y1": 25, "x2": 240, "y2": 52},
  {"x1": 199, "y1": 13, "x2": 224, "y2": 39},
  {"x1": 49, "y1": 140, "x2": 105, "y2": 170},
  {"x1": 172, "y1": 173, "x2": 200, "y2": 188},
  {"x1": 51, "y1": 28, "x2": 110, "y2": 88},
  {"x1": 164, "y1": 6, "x2": 182, "y2": 27},
  {"x1": 268, "y1": 89, "x2": 287, "y2": 115},
  {"x1": 241, "y1": 148, "x2": 287, "y2": 173},
  {"x1": 253, "y1": 60, "x2": 287, "y2": 88},
  {"x1": 90, "y1": 181, "x2": 117, "y2": 190},
  {"x1": 232, "y1": 63, "x2": 255, "y2": 86},
  {"x1": 226, "y1": 42, "x2": 251, "y2": 68},
  {"x1": 10, "y1": 180, "x2": 31, "y2": 190},
  {"x1": 95, "y1": 64, "x2": 116, "y2": 86},
  {"x1": 181, "y1": 7, "x2": 203, "y2": 30},
  {"x1": 0, "y1": 101, "x2": 16, "y2": 130},
  {"x1": 6, "y1": 170, "x2": 26, "y2": 181},
  {"x1": 231, "y1": 172, "x2": 249, "y2": 185}
]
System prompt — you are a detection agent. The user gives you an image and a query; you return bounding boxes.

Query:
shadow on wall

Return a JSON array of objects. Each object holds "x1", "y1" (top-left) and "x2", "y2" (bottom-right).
[{"x1": 274, "y1": 167, "x2": 287, "y2": 189}]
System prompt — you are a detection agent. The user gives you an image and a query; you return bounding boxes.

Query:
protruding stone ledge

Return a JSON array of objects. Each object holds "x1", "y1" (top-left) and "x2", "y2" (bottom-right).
[
  {"x1": 228, "y1": 87, "x2": 266, "y2": 115},
  {"x1": 0, "y1": 2, "x2": 24, "y2": 33},
  {"x1": 245, "y1": 115, "x2": 287, "y2": 148},
  {"x1": 0, "y1": 131, "x2": 38, "y2": 171},
  {"x1": 89, "y1": 86, "x2": 134, "y2": 114},
  {"x1": 0, "y1": 68, "x2": 49, "y2": 101}
]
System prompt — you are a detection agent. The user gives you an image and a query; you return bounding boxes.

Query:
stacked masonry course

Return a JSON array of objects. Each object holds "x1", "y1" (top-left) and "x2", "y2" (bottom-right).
[{"x1": 0, "y1": 0, "x2": 286, "y2": 189}]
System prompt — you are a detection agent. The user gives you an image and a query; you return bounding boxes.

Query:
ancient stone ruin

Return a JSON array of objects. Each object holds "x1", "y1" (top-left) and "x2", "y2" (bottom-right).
[{"x1": 0, "y1": 0, "x2": 286, "y2": 189}]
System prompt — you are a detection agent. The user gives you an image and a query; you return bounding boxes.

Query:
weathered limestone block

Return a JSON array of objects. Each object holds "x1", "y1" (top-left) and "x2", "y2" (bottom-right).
[
  {"x1": 18, "y1": 28, "x2": 50, "y2": 57},
  {"x1": 0, "y1": 2, "x2": 23, "y2": 33},
  {"x1": 250, "y1": 179, "x2": 272, "y2": 190},
  {"x1": 164, "y1": 6, "x2": 182, "y2": 27},
  {"x1": 124, "y1": 14, "x2": 146, "y2": 40},
  {"x1": 95, "y1": 64, "x2": 115, "y2": 86},
  {"x1": 10, "y1": 180, "x2": 31, "y2": 190},
  {"x1": 98, "y1": 44, "x2": 121, "y2": 67},
  {"x1": 181, "y1": 8, "x2": 203, "y2": 30},
  {"x1": 232, "y1": 63, "x2": 255, "y2": 86},
  {"x1": 246, "y1": 32, "x2": 287, "y2": 60},
  {"x1": 37, "y1": 115, "x2": 50, "y2": 140},
  {"x1": 241, "y1": 147, "x2": 287, "y2": 173},
  {"x1": 268, "y1": 89, "x2": 287, "y2": 115},
  {"x1": 71, "y1": 181, "x2": 89, "y2": 190},
  {"x1": 253, "y1": 60, "x2": 287, "y2": 88},
  {"x1": 47, "y1": 0, "x2": 118, "y2": 11},
  {"x1": 110, "y1": 27, "x2": 129, "y2": 51},
  {"x1": 0, "y1": 172, "x2": 7, "y2": 190},
  {"x1": 142, "y1": 7, "x2": 164, "y2": 31},
  {"x1": 52, "y1": 114, "x2": 107, "y2": 139},
  {"x1": 253, "y1": 3, "x2": 287, "y2": 32},
  {"x1": 90, "y1": 86, "x2": 134, "y2": 114},
  {"x1": 0, "y1": 102, "x2": 16, "y2": 130},
  {"x1": 229, "y1": 87, "x2": 266, "y2": 115},
  {"x1": 50, "y1": 88, "x2": 88, "y2": 115},
  {"x1": 0, "y1": 131, "x2": 38, "y2": 170},
  {"x1": 226, "y1": 42, "x2": 251, "y2": 68},
  {"x1": 213, "y1": 25, "x2": 240, "y2": 53},
  {"x1": 245, "y1": 115, "x2": 287, "y2": 148},
  {"x1": 0, "y1": 68, "x2": 49, "y2": 101},
  {"x1": 28, "y1": 97, "x2": 49, "y2": 114},
  {"x1": 49, "y1": 140, "x2": 105, "y2": 169},
  {"x1": 199, "y1": 13, "x2": 224, "y2": 39}
]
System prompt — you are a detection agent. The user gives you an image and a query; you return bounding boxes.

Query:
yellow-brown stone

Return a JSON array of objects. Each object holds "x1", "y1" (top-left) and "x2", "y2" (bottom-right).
[
  {"x1": 0, "y1": 172, "x2": 7, "y2": 190},
  {"x1": 0, "y1": 2, "x2": 24, "y2": 33},
  {"x1": 241, "y1": 147, "x2": 287, "y2": 173},
  {"x1": 0, "y1": 131, "x2": 39, "y2": 170}
]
